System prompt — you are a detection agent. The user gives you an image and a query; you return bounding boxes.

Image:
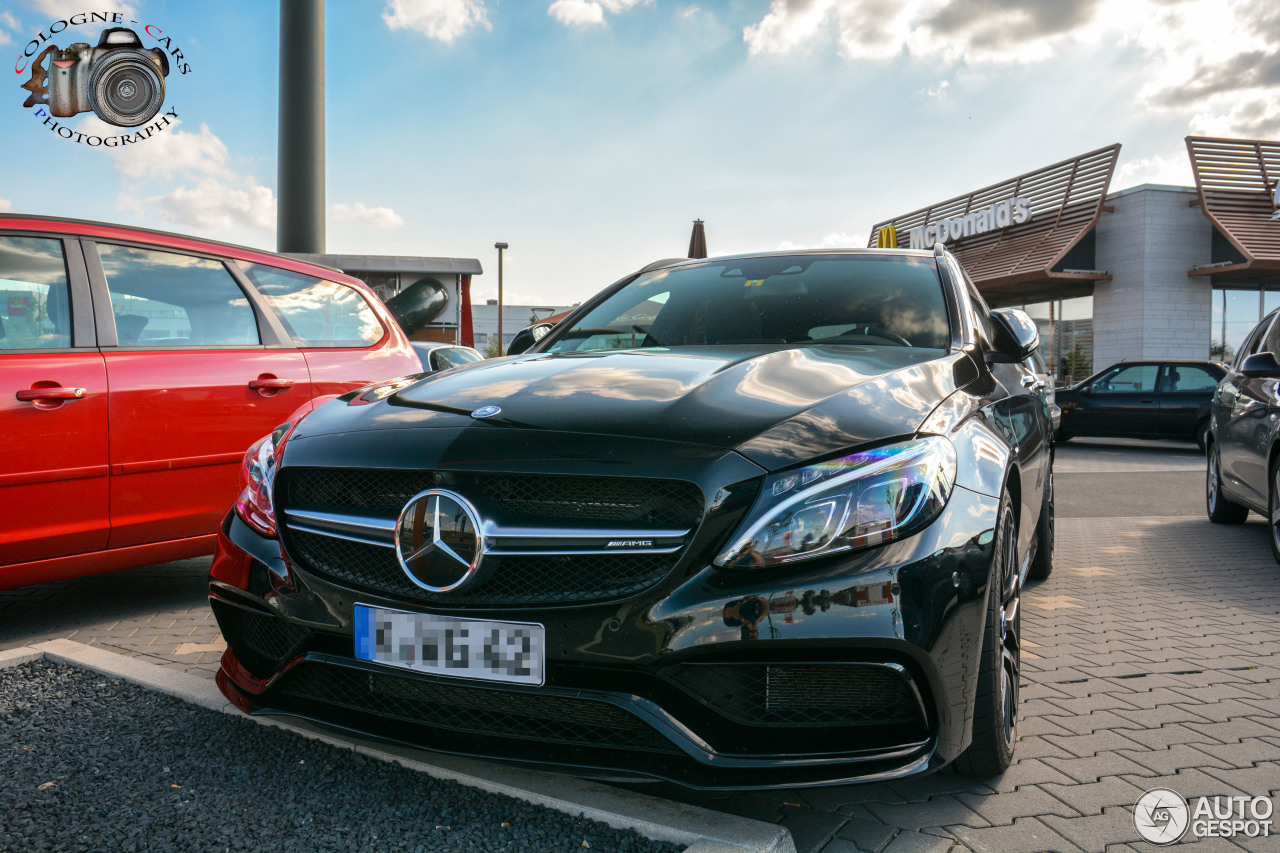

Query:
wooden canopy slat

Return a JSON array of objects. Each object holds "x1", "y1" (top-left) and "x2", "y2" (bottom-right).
[
  {"x1": 1188, "y1": 135, "x2": 1280, "y2": 266},
  {"x1": 869, "y1": 144, "x2": 1120, "y2": 294}
]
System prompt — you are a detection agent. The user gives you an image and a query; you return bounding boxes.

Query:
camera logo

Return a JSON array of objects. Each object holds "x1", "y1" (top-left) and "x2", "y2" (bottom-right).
[
  {"x1": 16, "y1": 12, "x2": 191, "y2": 146},
  {"x1": 22, "y1": 26, "x2": 167, "y2": 126},
  {"x1": 1135, "y1": 788, "x2": 1190, "y2": 845}
]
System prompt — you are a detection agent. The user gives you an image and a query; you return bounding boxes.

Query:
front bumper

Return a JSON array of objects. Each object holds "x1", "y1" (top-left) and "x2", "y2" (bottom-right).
[{"x1": 210, "y1": 482, "x2": 1001, "y2": 789}]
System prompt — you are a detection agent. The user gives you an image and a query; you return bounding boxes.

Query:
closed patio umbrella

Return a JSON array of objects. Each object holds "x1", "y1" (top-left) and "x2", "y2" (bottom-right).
[{"x1": 687, "y1": 219, "x2": 707, "y2": 259}]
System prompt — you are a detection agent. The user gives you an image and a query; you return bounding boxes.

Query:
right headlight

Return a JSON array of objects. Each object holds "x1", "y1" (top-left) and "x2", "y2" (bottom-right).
[{"x1": 715, "y1": 436, "x2": 958, "y2": 569}]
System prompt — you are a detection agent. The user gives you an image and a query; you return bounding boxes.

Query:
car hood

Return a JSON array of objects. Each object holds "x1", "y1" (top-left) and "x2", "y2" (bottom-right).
[{"x1": 292, "y1": 346, "x2": 967, "y2": 470}]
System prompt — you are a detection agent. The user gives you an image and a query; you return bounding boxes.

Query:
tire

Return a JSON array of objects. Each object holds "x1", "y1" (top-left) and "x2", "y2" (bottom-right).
[
  {"x1": 955, "y1": 493, "x2": 1019, "y2": 777},
  {"x1": 1027, "y1": 465, "x2": 1054, "y2": 581},
  {"x1": 1055, "y1": 430, "x2": 1072, "y2": 444},
  {"x1": 1269, "y1": 458, "x2": 1280, "y2": 565},
  {"x1": 1194, "y1": 418, "x2": 1210, "y2": 453},
  {"x1": 1206, "y1": 443, "x2": 1248, "y2": 524}
]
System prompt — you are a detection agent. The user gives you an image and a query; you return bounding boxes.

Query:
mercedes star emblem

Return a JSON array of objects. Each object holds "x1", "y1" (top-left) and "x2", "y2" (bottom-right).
[
  {"x1": 471, "y1": 405, "x2": 502, "y2": 419},
  {"x1": 394, "y1": 489, "x2": 485, "y2": 592}
]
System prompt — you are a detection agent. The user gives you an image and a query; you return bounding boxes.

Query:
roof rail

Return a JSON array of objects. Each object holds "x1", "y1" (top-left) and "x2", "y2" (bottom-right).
[{"x1": 639, "y1": 257, "x2": 689, "y2": 273}]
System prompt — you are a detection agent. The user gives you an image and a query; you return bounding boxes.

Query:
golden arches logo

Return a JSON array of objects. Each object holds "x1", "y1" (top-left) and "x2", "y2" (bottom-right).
[{"x1": 876, "y1": 225, "x2": 898, "y2": 248}]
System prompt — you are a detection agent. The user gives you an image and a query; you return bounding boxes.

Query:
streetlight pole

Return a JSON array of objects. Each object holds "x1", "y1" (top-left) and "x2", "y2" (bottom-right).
[{"x1": 495, "y1": 242, "x2": 508, "y2": 353}]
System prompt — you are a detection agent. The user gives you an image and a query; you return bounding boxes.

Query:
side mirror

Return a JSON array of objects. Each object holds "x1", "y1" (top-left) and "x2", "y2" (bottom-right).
[
  {"x1": 506, "y1": 322, "x2": 553, "y2": 356},
  {"x1": 1241, "y1": 351, "x2": 1280, "y2": 378},
  {"x1": 987, "y1": 308, "x2": 1040, "y2": 363},
  {"x1": 1081, "y1": 385, "x2": 1093, "y2": 397}
]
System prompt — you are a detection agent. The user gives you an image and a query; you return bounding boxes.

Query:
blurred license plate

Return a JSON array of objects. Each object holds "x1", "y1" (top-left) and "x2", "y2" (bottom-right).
[{"x1": 353, "y1": 604, "x2": 544, "y2": 685}]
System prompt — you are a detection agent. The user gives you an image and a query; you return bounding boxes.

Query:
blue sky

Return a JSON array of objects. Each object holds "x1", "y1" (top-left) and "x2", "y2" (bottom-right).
[{"x1": 3, "y1": 0, "x2": 1277, "y2": 305}]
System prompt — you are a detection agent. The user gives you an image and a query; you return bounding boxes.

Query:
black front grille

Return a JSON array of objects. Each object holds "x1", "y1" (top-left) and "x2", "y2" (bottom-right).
[
  {"x1": 286, "y1": 529, "x2": 676, "y2": 607},
  {"x1": 274, "y1": 662, "x2": 681, "y2": 753},
  {"x1": 277, "y1": 467, "x2": 704, "y2": 607},
  {"x1": 282, "y1": 469, "x2": 431, "y2": 515},
  {"x1": 663, "y1": 663, "x2": 925, "y2": 728},
  {"x1": 470, "y1": 473, "x2": 704, "y2": 527},
  {"x1": 280, "y1": 468, "x2": 705, "y2": 529},
  {"x1": 211, "y1": 600, "x2": 308, "y2": 677}
]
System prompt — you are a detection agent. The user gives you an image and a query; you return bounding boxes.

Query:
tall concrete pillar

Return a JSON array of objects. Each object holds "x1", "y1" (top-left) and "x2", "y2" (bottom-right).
[{"x1": 277, "y1": 0, "x2": 325, "y2": 254}]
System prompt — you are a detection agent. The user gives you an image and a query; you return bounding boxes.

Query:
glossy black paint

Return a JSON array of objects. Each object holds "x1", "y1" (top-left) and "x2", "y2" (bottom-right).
[
  {"x1": 1211, "y1": 310, "x2": 1280, "y2": 513},
  {"x1": 1056, "y1": 360, "x2": 1225, "y2": 444},
  {"x1": 211, "y1": 248, "x2": 1054, "y2": 787}
]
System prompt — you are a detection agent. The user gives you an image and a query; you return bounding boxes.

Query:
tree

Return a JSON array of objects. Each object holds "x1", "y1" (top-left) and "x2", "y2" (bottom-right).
[
  {"x1": 1060, "y1": 344, "x2": 1090, "y2": 381},
  {"x1": 482, "y1": 334, "x2": 503, "y2": 359}
]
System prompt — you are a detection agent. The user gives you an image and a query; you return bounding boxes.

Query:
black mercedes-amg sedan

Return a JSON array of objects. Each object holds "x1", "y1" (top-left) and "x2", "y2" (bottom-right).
[{"x1": 210, "y1": 246, "x2": 1054, "y2": 788}]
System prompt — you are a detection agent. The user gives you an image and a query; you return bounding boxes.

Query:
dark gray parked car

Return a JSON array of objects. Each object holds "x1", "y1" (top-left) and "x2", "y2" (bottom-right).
[{"x1": 1207, "y1": 309, "x2": 1280, "y2": 561}]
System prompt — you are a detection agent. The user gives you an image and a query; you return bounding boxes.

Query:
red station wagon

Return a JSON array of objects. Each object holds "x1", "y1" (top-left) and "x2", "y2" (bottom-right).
[{"x1": 0, "y1": 215, "x2": 422, "y2": 589}]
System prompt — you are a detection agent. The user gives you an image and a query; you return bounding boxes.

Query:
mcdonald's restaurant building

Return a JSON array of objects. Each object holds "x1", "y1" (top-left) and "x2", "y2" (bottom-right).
[{"x1": 870, "y1": 137, "x2": 1280, "y2": 384}]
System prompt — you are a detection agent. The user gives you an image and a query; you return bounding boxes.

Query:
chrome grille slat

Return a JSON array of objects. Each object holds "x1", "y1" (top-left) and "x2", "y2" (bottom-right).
[{"x1": 277, "y1": 468, "x2": 706, "y2": 607}]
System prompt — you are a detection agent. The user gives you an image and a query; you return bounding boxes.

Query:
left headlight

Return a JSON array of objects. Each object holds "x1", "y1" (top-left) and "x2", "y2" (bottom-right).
[
  {"x1": 715, "y1": 436, "x2": 958, "y2": 569},
  {"x1": 233, "y1": 421, "x2": 295, "y2": 537}
]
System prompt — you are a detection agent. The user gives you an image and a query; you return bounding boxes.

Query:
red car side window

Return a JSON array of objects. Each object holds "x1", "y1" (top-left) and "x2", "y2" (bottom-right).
[{"x1": 243, "y1": 264, "x2": 384, "y2": 347}]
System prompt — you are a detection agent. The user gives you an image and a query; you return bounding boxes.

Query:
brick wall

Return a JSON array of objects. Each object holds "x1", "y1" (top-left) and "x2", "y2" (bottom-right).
[{"x1": 1092, "y1": 186, "x2": 1212, "y2": 371}]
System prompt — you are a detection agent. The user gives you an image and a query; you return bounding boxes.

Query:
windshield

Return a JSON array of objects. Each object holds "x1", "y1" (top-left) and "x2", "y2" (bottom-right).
[{"x1": 544, "y1": 254, "x2": 950, "y2": 354}]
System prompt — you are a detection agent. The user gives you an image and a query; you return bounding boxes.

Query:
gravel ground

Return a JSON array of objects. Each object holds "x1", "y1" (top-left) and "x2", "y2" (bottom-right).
[{"x1": 0, "y1": 661, "x2": 685, "y2": 853}]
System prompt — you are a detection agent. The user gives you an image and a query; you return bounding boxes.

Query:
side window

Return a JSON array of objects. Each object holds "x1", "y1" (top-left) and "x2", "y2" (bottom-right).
[
  {"x1": 1093, "y1": 364, "x2": 1158, "y2": 394},
  {"x1": 97, "y1": 244, "x2": 260, "y2": 347},
  {"x1": 549, "y1": 289, "x2": 671, "y2": 353},
  {"x1": 1161, "y1": 366, "x2": 1220, "y2": 393},
  {"x1": 243, "y1": 265, "x2": 384, "y2": 347},
  {"x1": 0, "y1": 236, "x2": 72, "y2": 349},
  {"x1": 1234, "y1": 313, "x2": 1275, "y2": 368}
]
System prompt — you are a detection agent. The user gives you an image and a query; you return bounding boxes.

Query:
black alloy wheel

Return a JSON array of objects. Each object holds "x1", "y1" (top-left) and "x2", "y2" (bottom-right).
[
  {"x1": 1027, "y1": 465, "x2": 1054, "y2": 581},
  {"x1": 1206, "y1": 444, "x2": 1248, "y2": 524},
  {"x1": 955, "y1": 493, "x2": 1019, "y2": 776}
]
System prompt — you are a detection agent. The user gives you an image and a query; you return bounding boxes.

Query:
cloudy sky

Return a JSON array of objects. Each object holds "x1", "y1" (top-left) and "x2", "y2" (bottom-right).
[{"x1": 3, "y1": 0, "x2": 1277, "y2": 305}]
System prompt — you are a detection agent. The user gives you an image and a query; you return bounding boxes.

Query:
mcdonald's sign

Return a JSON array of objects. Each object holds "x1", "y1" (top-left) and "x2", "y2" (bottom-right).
[{"x1": 876, "y1": 225, "x2": 898, "y2": 248}]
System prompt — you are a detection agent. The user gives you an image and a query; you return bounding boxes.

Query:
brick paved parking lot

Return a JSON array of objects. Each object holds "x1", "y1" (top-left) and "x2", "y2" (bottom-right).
[
  {"x1": 0, "y1": 558, "x2": 219, "y2": 676},
  {"x1": 2, "y1": 438, "x2": 1278, "y2": 852}
]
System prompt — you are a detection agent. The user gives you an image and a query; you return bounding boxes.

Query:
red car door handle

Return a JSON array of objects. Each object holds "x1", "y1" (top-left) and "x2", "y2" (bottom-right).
[
  {"x1": 17, "y1": 387, "x2": 86, "y2": 401},
  {"x1": 248, "y1": 378, "x2": 295, "y2": 390}
]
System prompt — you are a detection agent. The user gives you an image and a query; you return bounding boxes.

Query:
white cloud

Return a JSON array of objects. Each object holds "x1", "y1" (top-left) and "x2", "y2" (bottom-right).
[
  {"x1": 0, "y1": 198, "x2": 12, "y2": 213},
  {"x1": 109, "y1": 121, "x2": 232, "y2": 182},
  {"x1": 776, "y1": 232, "x2": 860, "y2": 251},
  {"x1": 26, "y1": 1, "x2": 139, "y2": 21},
  {"x1": 923, "y1": 80, "x2": 948, "y2": 99},
  {"x1": 0, "y1": 10, "x2": 19, "y2": 45},
  {"x1": 383, "y1": 0, "x2": 491, "y2": 43},
  {"x1": 125, "y1": 178, "x2": 277, "y2": 233},
  {"x1": 1113, "y1": 151, "x2": 1195, "y2": 191},
  {"x1": 331, "y1": 202, "x2": 405, "y2": 230},
  {"x1": 743, "y1": 0, "x2": 1280, "y2": 140},
  {"x1": 743, "y1": 0, "x2": 1111, "y2": 62},
  {"x1": 548, "y1": 0, "x2": 649, "y2": 27},
  {"x1": 1190, "y1": 97, "x2": 1280, "y2": 140},
  {"x1": 76, "y1": 115, "x2": 277, "y2": 236}
]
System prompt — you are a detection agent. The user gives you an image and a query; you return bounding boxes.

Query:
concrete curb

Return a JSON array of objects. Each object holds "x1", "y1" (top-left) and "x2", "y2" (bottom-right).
[{"x1": 5, "y1": 641, "x2": 795, "y2": 853}]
